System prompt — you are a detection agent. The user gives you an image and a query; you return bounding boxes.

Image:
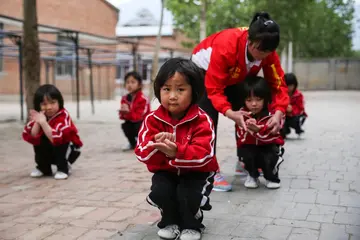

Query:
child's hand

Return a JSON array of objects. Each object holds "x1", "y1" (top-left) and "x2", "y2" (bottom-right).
[
  {"x1": 154, "y1": 132, "x2": 175, "y2": 142},
  {"x1": 148, "y1": 139, "x2": 177, "y2": 158},
  {"x1": 29, "y1": 110, "x2": 46, "y2": 124},
  {"x1": 29, "y1": 109, "x2": 38, "y2": 121},
  {"x1": 245, "y1": 118, "x2": 263, "y2": 133},
  {"x1": 246, "y1": 118, "x2": 257, "y2": 125},
  {"x1": 36, "y1": 111, "x2": 47, "y2": 124},
  {"x1": 286, "y1": 104, "x2": 292, "y2": 113},
  {"x1": 247, "y1": 123, "x2": 264, "y2": 133},
  {"x1": 120, "y1": 104, "x2": 130, "y2": 113}
]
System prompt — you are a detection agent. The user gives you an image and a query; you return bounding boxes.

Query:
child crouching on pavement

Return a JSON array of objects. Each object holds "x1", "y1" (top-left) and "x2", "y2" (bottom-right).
[
  {"x1": 236, "y1": 76, "x2": 285, "y2": 189},
  {"x1": 22, "y1": 84, "x2": 82, "y2": 180},
  {"x1": 135, "y1": 58, "x2": 218, "y2": 240},
  {"x1": 119, "y1": 71, "x2": 150, "y2": 151},
  {"x1": 281, "y1": 73, "x2": 307, "y2": 138}
]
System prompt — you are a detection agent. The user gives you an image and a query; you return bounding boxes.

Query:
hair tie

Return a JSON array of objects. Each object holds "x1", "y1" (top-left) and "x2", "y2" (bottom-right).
[{"x1": 264, "y1": 20, "x2": 273, "y2": 26}]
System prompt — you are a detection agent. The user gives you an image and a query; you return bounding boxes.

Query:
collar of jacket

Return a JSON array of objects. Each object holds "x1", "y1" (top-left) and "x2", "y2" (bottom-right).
[
  {"x1": 291, "y1": 89, "x2": 301, "y2": 98},
  {"x1": 153, "y1": 104, "x2": 199, "y2": 127},
  {"x1": 47, "y1": 108, "x2": 66, "y2": 122}
]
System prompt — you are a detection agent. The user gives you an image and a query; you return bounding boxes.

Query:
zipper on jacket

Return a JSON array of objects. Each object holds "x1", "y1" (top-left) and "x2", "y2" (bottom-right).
[
  {"x1": 173, "y1": 126, "x2": 177, "y2": 139},
  {"x1": 177, "y1": 168, "x2": 180, "y2": 176}
]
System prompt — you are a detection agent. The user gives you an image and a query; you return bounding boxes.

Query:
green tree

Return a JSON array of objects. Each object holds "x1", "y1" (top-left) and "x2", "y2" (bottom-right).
[
  {"x1": 166, "y1": 0, "x2": 355, "y2": 58},
  {"x1": 165, "y1": 0, "x2": 254, "y2": 47},
  {"x1": 295, "y1": 0, "x2": 354, "y2": 58}
]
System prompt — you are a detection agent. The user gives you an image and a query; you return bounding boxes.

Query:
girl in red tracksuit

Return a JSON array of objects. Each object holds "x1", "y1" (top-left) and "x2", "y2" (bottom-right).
[
  {"x1": 119, "y1": 71, "x2": 150, "y2": 151},
  {"x1": 135, "y1": 58, "x2": 218, "y2": 240},
  {"x1": 236, "y1": 76, "x2": 285, "y2": 189},
  {"x1": 191, "y1": 11, "x2": 289, "y2": 192},
  {"x1": 281, "y1": 73, "x2": 307, "y2": 138},
  {"x1": 23, "y1": 84, "x2": 83, "y2": 180}
]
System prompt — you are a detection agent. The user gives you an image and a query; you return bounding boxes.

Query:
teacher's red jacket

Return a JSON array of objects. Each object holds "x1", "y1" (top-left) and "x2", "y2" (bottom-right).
[{"x1": 192, "y1": 27, "x2": 289, "y2": 115}]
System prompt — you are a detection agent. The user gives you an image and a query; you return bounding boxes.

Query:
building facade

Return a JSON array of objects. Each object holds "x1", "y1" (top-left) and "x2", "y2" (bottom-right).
[
  {"x1": 0, "y1": 0, "x2": 119, "y2": 100},
  {"x1": 115, "y1": 8, "x2": 193, "y2": 88}
]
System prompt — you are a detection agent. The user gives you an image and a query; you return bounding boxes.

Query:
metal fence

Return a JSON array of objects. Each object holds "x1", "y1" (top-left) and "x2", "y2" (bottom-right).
[{"x1": 293, "y1": 58, "x2": 360, "y2": 90}]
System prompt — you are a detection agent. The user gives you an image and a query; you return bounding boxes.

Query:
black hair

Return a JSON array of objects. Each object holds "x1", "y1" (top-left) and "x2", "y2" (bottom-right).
[
  {"x1": 154, "y1": 57, "x2": 205, "y2": 104},
  {"x1": 241, "y1": 75, "x2": 272, "y2": 110},
  {"x1": 124, "y1": 71, "x2": 142, "y2": 85},
  {"x1": 33, "y1": 84, "x2": 64, "y2": 112},
  {"x1": 284, "y1": 73, "x2": 298, "y2": 90},
  {"x1": 248, "y1": 11, "x2": 280, "y2": 52}
]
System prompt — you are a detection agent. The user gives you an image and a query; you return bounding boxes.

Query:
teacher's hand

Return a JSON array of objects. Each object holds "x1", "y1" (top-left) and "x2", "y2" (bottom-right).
[
  {"x1": 225, "y1": 109, "x2": 251, "y2": 131},
  {"x1": 266, "y1": 110, "x2": 283, "y2": 134}
]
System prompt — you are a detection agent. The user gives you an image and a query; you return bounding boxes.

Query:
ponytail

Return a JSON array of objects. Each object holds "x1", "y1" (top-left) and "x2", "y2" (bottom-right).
[
  {"x1": 248, "y1": 11, "x2": 280, "y2": 52},
  {"x1": 250, "y1": 12, "x2": 271, "y2": 25}
]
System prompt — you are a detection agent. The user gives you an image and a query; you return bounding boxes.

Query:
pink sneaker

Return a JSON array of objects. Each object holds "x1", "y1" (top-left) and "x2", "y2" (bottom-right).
[
  {"x1": 213, "y1": 173, "x2": 232, "y2": 192},
  {"x1": 235, "y1": 161, "x2": 247, "y2": 176}
]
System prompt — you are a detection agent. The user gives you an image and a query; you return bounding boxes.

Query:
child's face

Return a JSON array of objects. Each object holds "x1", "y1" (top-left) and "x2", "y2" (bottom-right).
[
  {"x1": 245, "y1": 95, "x2": 264, "y2": 115},
  {"x1": 40, "y1": 96, "x2": 59, "y2": 118},
  {"x1": 125, "y1": 76, "x2": 141, "y2": 94},
  {"x1": 287, "y1": 84, "x2": 295, "y2": 95},
  {"x1": 160, "y1": 72, "x2": 192, "y2": 119}
]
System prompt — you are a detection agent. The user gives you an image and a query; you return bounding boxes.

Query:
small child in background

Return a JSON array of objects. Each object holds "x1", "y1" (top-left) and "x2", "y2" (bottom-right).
[
  {"x1": 119, "y1": 71, "x2": 150, "y2": 151},
  {"x1": 236, "y1": 76, "x2": 284, "y2": 189},
  {"x1": 135, "y1": 58, "x2": 218, "y2": 240},
  {"x1": 281, "y1": 73, "x2": 307, "y2": 138},
  {"x1": 23, "y1": 84, "x2": 83, "y2": 180}
]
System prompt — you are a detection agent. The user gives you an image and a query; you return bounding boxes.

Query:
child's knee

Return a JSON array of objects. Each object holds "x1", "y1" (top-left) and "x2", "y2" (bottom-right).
[{"x1": 149, "y1": 183, "x2": 175, "y2": 205}]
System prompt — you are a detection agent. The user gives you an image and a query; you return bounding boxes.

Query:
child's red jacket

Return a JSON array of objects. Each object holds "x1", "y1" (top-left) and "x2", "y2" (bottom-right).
[
  {"x1": 236, "y1": 108, "x2": 284, "y2": 147},
  {"x1": 119, "y1": 90, "x2": 150, "y2": 122},
  {"x1": 23, "y1": 108, "x2": 83, "y2": 147},
  {"x1": 135, "y1": 104, "x2": 219, "y2": 174},
  {"x1": 288, "y1": 89, "x2": 307, "y2": 117},
  {"x1": 192, "y1": 27, "x2": 289, "y2": 115}
]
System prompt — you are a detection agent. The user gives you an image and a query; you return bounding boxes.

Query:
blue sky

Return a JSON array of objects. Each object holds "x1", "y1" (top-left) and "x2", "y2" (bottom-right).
[{"x1": 107, "y1": 0, "x2": 360, "y2": 50}]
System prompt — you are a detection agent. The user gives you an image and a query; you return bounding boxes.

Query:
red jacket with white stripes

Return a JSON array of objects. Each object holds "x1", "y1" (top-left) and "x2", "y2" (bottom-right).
[
  {"x1": 119, "y1": 90, "x2": 150, "y2": 122},
  {"x1": 22, "y1": 108, "x2": 83, "y2": 147},
  {"x1": 236, "y1": 108, "x2": 284, "y2": 147},
  {"x1": 135, "y1": 104, "x2": 219, "y2": 174},
  {"x1": 288, "y1": 89, "x2": 307, "y2": 117},
  {"x1": 192, "y1": 27, "x2": 289, "y2": 115}
]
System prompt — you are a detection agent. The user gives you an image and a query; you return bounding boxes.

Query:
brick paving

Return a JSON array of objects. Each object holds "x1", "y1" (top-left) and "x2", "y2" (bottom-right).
[{"x1": 0, "y1": 91, "x2": 359, "y2": 240}]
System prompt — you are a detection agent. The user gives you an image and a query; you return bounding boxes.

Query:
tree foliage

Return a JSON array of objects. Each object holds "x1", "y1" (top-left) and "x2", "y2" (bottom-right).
[{"x1": 165, "y1": 0, "x2": 356, "y2": 58}]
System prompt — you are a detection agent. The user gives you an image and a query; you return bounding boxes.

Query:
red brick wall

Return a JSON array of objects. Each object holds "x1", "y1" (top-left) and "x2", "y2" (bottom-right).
[
  {"x1": 0, "y1": 0, "x2": 118, "y2": 99},
  {"x1": 0, "y1": 0, "x2": 118, "y2": 37}
]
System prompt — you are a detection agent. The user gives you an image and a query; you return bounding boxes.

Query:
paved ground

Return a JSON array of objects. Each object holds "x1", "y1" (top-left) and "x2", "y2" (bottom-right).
[{"x1": 1, "y1": 91, "x2": 360, "y2": 240}]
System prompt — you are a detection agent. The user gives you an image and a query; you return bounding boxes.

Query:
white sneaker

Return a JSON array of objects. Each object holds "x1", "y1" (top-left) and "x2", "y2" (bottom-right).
[
  {"x1": 266, "y1": 180, "x2": 281, "y2": 189},
  {"x1": 244, "y1": 175, "x2": 259, "y2": 189},
  {"x1": 179, "y1": 229, "x2": 201, "y2": 240},
  {"x1": 54, "y1": 171, "x2": 68, "y2": 180},
  {"x1": 157, "y1": 225, "x2": 180, "y2": 239},
  {"x1": 30, "y1": 169, "x2": 44, "y2": 178}
]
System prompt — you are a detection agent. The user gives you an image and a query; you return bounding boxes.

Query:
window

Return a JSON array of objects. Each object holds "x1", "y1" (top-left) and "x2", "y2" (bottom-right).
[
  {"x1": 56, "y1": 35, "x2": 74, "y2": 76},
  {"x1": 0, "y1": 22, "x2": 3, "y2": 72}
]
